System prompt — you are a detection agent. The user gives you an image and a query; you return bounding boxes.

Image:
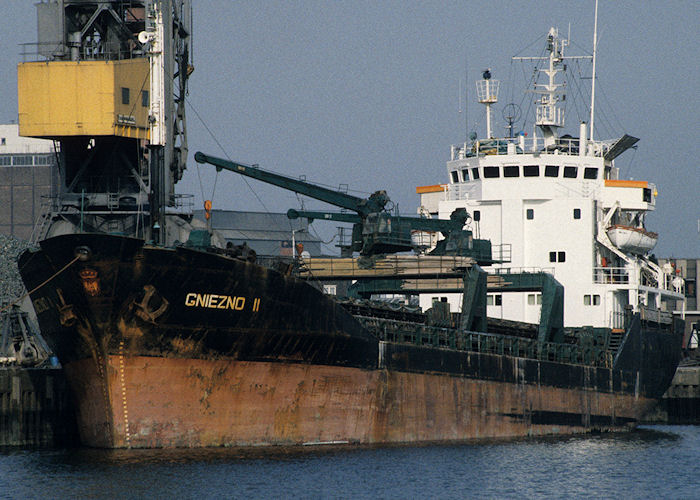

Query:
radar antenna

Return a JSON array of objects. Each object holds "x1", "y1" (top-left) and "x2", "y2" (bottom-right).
[{"x1": 502, "y1": 103, "x2": 521, "y2": 138}]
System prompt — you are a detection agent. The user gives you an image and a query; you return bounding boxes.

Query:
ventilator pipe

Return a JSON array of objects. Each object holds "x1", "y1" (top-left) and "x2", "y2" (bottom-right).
[{"x1": 579, "y1": 122, "x2": 588, "y2": 157}]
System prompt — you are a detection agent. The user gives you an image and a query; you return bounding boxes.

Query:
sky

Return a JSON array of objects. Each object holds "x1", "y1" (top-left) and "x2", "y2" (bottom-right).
[{"x1": 0, "y1": 1, "x2": 698, "y2": 256}]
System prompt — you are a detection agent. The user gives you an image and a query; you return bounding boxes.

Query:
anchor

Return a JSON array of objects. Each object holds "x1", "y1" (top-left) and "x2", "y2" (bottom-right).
[{"x1": 132, "y1": 285, "x2": 169, "y2": 323}]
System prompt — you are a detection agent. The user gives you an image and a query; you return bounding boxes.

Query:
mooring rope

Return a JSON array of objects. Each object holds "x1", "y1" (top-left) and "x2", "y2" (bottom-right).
[{"x1": 1, "y1": 255, "x2": 81, "y2": 315}]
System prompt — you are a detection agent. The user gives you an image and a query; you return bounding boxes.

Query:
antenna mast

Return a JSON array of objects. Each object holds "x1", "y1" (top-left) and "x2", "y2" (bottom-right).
[
  {"x1": 465, "y1": 59, "x2": 469, "y2": 144},
  {"x1": 589, "y1": 0, "x2": 599, "y2": 142}
]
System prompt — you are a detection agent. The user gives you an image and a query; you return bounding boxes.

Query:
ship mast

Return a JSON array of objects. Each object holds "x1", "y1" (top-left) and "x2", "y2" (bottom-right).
[
  {"x1": 589, "y1": 0, "x2": 599, "y2": 142},
  {"x1": 512, "y1": 28, "x2": 593, "y2": 149}
]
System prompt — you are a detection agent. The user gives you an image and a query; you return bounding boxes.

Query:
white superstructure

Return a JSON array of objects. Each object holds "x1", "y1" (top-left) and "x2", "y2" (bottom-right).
[{"x1": 418, "y1": 27, "x2": 684, "y2": 330}]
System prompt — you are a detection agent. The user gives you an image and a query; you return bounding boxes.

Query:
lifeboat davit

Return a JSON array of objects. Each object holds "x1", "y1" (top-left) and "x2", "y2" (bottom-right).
[{"x1": 607, "y1": 224, "x2": 658, "y2": 254}]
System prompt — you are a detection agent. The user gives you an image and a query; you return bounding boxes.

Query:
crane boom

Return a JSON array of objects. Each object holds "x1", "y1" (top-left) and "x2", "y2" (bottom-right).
[
  {"x1": 194, "y1": 152, "x2": 386, "y2": 215},
  {"x1": 287, "y1": 209, "x2": 464, "y2": 234},
  {"x1": 287, "y1": 209, "x2": 362, "y2": 224},
  {"x1": 194, "y1": 151, "x2": 492, "y2": 261}
]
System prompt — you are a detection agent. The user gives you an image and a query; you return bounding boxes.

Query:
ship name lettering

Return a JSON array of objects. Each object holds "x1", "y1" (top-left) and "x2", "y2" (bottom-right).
[{"x1": 185, "y1": 293, "x2": 247, "y2": 311}]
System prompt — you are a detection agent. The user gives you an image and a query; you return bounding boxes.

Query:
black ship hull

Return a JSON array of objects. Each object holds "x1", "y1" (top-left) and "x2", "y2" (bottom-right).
[{"x1": 18, "y1": 234, "x2": 682, "y2": 448}]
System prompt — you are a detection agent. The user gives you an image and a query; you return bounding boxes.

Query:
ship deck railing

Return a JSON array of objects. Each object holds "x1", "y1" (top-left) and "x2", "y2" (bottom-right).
[
  {"x1": 488, "y1": 266, "x2": 555, "y2": 277},
  {"x1": 593, "y1": 266, "x2": 685, "y2": 295},
  {"x1": 20, "y1": 42, "x2": 147, "y2": 63},
  {"x1": 35, "y1": 192, "x2": 194, "y2": 216},
  {"x1": 355, "y1": 315, "x2": 612, "y2": 368},
  {"x1": 450, "y1": 137, "x2": 615, "y2": 161},
  {"x1": 489, "y1": 244, "x2": 512, "y2": 264},
  {"x1": 593, "y1": 266, "x2": 630, "y2": 285}
]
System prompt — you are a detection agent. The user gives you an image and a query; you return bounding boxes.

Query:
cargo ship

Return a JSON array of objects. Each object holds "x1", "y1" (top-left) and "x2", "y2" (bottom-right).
[{"x1": 17, "y1": 1, "x2": 683, "y2": 448}]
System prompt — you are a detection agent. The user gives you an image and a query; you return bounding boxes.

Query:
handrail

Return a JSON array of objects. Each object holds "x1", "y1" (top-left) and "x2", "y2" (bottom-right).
[
  {"x1": 450, "y1": 137, "x2": 616, "y2": 160},
  {"x1": 355, "y1": 315, "x2": 611, "y2": 368}
]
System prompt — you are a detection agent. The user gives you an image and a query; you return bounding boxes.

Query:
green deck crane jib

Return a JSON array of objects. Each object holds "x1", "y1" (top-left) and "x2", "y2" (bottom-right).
[
  {"x1": 194, "y1": 152, "x2": 471, "y2": 235},
  {"x1": 195, "y1": 151, "x2": 495, "y2": 259},
  {"x1": 194, "y1": 152, "x2": 385, "y2": 215},
  {"x1": 287, "y1": 208, "x2": 463, "y2": 234},
  {"x1": 287, "y1": 209, "x2": 362, "y2": 224}
]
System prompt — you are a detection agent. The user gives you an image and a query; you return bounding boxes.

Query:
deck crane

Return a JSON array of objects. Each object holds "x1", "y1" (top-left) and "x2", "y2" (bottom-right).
[{"x1": 194, "y1": 152, "x2": 493, "y2": 262}]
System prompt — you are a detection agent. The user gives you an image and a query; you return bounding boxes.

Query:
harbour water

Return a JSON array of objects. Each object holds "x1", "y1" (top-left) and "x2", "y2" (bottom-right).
[{"x1": 1, "y1": 425, "x2": 698, "y2": 499}]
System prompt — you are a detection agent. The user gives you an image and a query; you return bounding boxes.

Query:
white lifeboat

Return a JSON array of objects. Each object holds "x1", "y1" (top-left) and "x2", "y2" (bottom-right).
[{"x1": 606, "y1": 224, "x2": 658, "y2": 254}]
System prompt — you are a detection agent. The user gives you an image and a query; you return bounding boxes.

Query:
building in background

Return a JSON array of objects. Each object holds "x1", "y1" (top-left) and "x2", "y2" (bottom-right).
[
  {"x1": 0, "y1": 124, "x2": 58, "y2": 240},
  {"x1": 193, "y1": 209, "x2": 322, "y2": 257},
  {"x1": 659, "y1": 257, "x2": 699, "y2": 351}
]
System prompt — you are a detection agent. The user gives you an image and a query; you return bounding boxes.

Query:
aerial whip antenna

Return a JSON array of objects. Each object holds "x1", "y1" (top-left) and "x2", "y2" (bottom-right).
[
  {"x1": 589, "y1": 0, "x2": 599, "y2": 142},
  {"x1": 465, "y1": 59, "x2": 469, "y2": 144}
]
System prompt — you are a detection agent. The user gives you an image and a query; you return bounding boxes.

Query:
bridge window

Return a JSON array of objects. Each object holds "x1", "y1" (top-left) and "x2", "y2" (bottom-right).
[
  {"x1": 483, "y1": 166, "x2": 499, "y2": 178},
  {"x1": 545, "y1": 165, "x2": 559, "y2": 177},
  {"x1": 471, "y1": 167, "x2": 480, "y2": 180},
  {"x1": 473, "y1": 210, "x2": 480, "y2": 221},
  {"x1": 526, "y1": 208, "x2": 534, "y2": 220},
  {"x1": 503, "y1": 166, "x2": 519, "y2": 177},
  {"x1": 523, "y1": 165, "x2": 539, "y2": 177},
  {"x1": 142, "y1": 90, "x2": 149, "y2": 107},
  {"x1": 563, "y1": 166, "x2": 578, "y2": 178},
  {"x1": 643, "y1": 188, "x2": 652, "y2": 202},
  {"x1": 573, "y1": 208, "x2": 581, "y2": 219},
  {"x1": 450, "y1": 171, "x2": 459, "y2": 183},
  {"x1": 461, "y1": 169, "x2": 469, "y2": 181},
  {"x1": 121, "y1": 87, "x2": 130, "y2": 105},
  {"x1": 584, "y1": 167, "x2": 598, "y2": 179}
]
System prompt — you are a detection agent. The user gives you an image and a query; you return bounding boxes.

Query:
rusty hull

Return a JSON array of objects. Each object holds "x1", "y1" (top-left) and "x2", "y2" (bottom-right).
[{"x1": 63, "y1": 355, "x2": 654, "y2": 448}]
